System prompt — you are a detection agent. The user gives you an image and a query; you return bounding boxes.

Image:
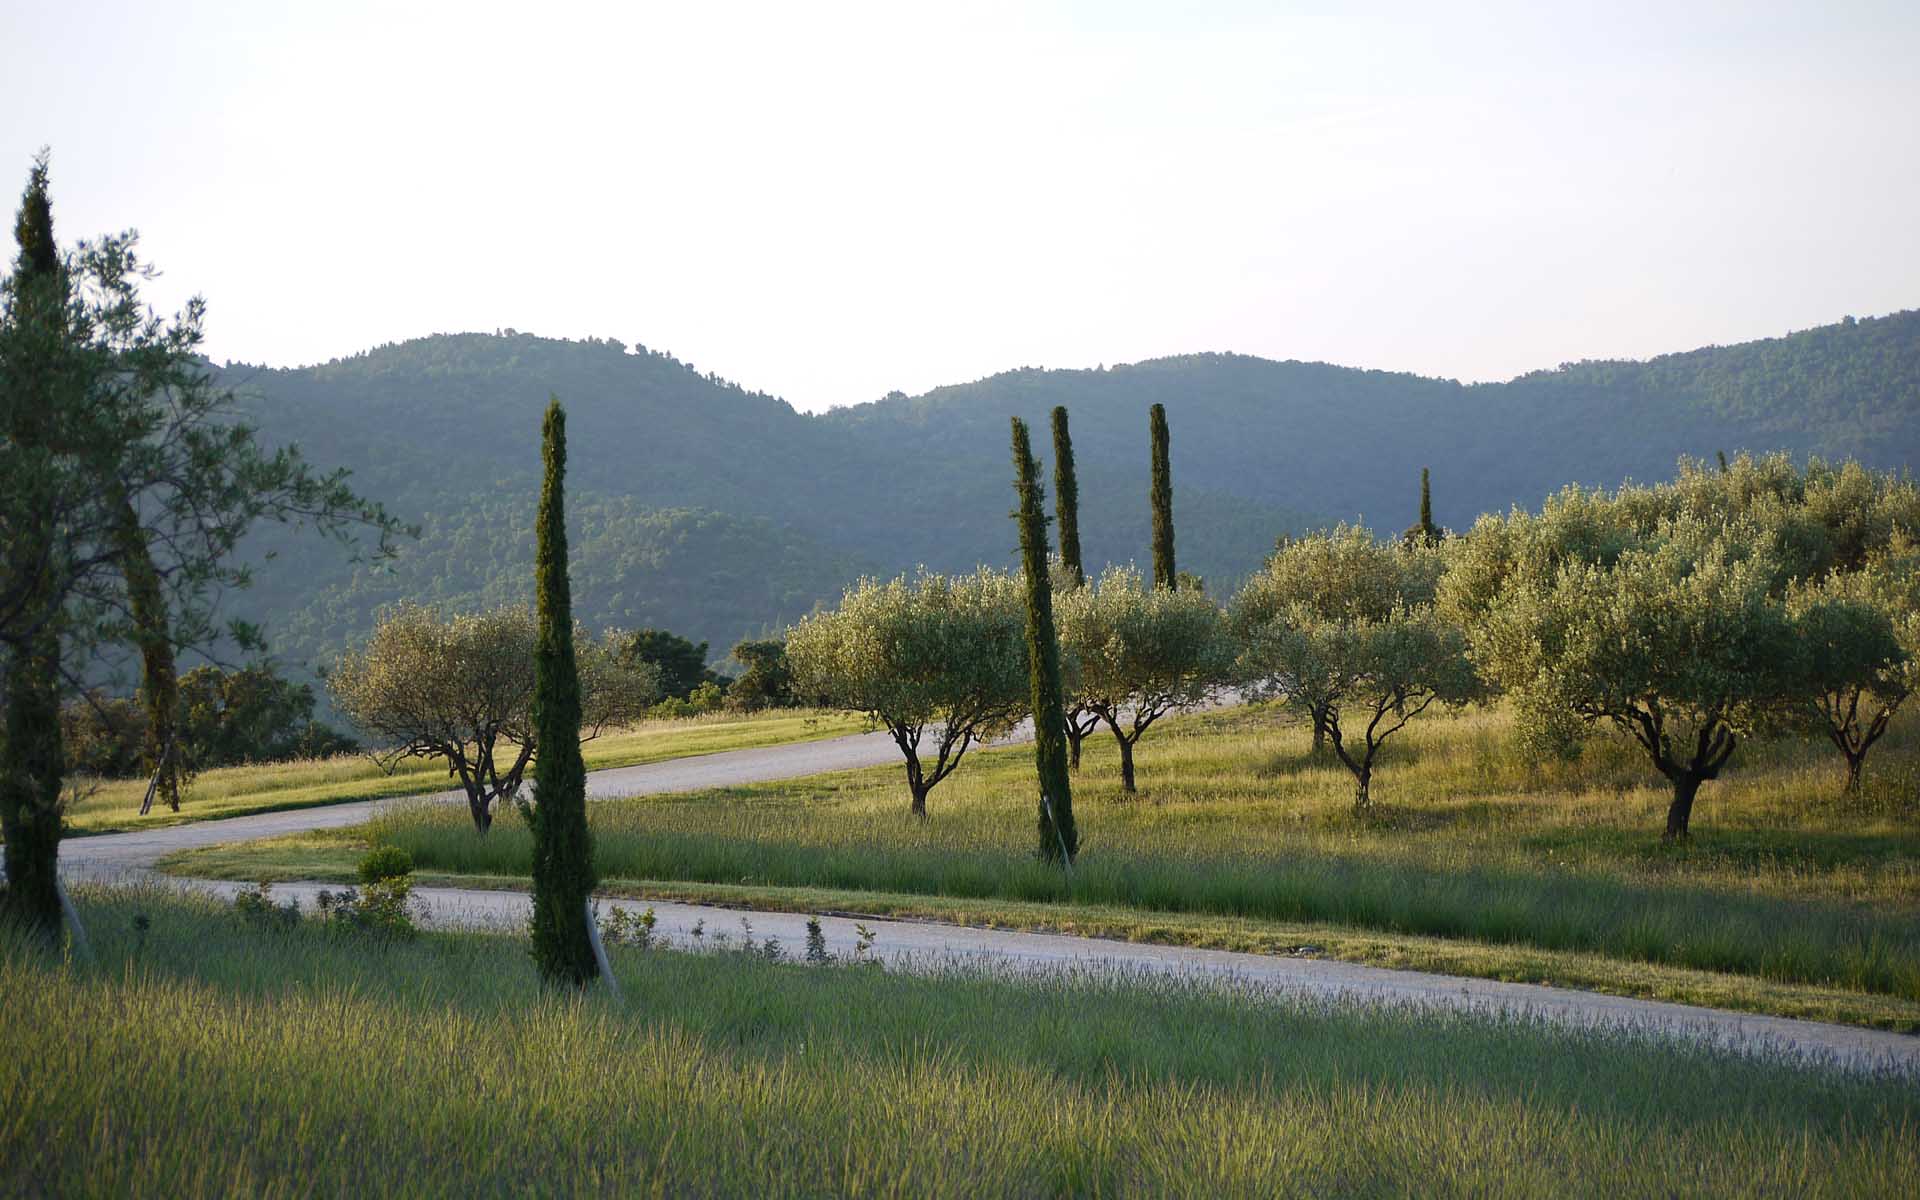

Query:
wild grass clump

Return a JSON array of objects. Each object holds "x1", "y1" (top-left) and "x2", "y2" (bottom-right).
[
  {"x1": 365, "y1": 705, "x2": 1920, "y2": 999},
  {"x1": 2, "y1": 887, "x2": 1914, "y2": 1197}
]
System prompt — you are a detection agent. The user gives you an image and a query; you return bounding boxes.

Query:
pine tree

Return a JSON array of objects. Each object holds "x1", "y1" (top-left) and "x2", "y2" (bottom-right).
[
  {"x1": 1149, "y1": 403, "x2": 1175, "y2": 589},
  {"x1": 1012, "y1": 417, "x2": 1077, "y2": 864},
  {"x1": 527, "y1": 398, "x2": 599, "y2": 985},
  {"x1": 1050, "y1": 406, "x2": 1084, "y2": 588},
  {"x1": 1, "y1": 155, "x2": 70, "y2": 939}
]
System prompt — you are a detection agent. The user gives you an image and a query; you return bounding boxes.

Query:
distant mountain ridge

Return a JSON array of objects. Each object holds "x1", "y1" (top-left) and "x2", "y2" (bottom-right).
[{"x1": 220, "y1": 309, "x2": 1919, "y2": 686}]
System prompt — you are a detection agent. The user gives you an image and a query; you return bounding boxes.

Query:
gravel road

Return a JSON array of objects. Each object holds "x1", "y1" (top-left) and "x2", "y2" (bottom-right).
[{"x1": 56, "y1": 726, "x2": 1920, "y2": 1077}]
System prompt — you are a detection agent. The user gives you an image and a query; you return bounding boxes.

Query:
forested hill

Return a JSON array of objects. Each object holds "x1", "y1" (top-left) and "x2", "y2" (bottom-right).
[{"x1": 221, "y1": 310, "x2": 1918, "y2": 680}]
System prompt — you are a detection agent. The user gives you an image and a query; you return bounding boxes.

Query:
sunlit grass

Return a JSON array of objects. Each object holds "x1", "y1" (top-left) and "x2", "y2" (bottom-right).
[
  {"x1": 60, "y1": 708, "x2": 866, "y2": 834},
  {"x1": 327, "y1": 703, "x2": 1920, "y2": 1002},
  {"x1": 2, "y1": 886, "x2": 1914, "y2": 1197}
]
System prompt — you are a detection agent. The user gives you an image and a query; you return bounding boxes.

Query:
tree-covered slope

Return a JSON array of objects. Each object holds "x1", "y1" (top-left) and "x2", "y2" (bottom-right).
[
  {"x1": 829, "y1": 309, "x2": 1920, "y2": 540},
  {"x1": 216, "y1": 311, "x2": 1918, "y2": 683}
]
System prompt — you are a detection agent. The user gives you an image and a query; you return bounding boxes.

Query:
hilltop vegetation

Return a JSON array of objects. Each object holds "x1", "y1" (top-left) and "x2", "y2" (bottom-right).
[{"x1": 218, "y1": 313, "x2": 1919, "y2": 683}]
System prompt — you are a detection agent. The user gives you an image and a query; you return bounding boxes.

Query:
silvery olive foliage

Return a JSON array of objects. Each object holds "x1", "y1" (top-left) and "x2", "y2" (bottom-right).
[
  {"x1": 327, "y1": 603, "x2": 659, "y2": 831},
  {"x1": 1229, "y1": 526, "x2": 1477, "y2": 811},
  {"x1": 1054, "y1": 565, "x2": 1235, "y2": 793},
  {"x1": 1784, "y1": 547, "x2": 1918, "y2": 792},
  {"x1": 1445, "y1": 455, "x2": 1920, "y2": 834},
  {"x1": 786, "y1": 569, "x2": 1028, "y2": 816}
]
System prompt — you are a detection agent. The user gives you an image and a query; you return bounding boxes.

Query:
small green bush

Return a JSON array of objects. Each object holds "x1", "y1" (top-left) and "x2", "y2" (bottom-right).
[
  {"x1": 359, "y1": 845, "x2": 415, "y2": 884},
  {"x1": 317, "y1": 878, "x2": 416, "y2": 939},
  {"x1": 600, "y1": 905, "x2": 657, "y2": 949},
  {"x1": 232, "y1": 881, "x2": 300, "y2": 932}
]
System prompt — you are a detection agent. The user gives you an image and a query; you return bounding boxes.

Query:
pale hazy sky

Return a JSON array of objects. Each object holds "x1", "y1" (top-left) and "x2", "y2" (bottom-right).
[{"x1": 5, "y1": 1, "x2": 1917, "y2": 412}]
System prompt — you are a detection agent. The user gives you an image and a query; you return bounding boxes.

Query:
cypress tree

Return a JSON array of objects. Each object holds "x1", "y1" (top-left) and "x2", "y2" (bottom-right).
[
  {"x1": 1149, "y1": 403, "x2": 1175, "y2": 589},
  {"x1": 1011, "y1": 417, "x2": 1076, "y2": 865},
  {"x1": 1050, "y1": 405, "x2": 1084, "y2": 588},
  {"x1": 1, "y1": 154, "x2": 70, "y2": 939},
  {"x1": 527, "y1": 398, "x2": 599, "y2": 986},
  {"x1": 1402, "y1": 467, "x2": 1441, "y2": 548}
]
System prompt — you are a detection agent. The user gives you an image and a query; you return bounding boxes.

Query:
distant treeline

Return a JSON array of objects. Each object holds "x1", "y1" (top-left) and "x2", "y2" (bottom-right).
[{"x1": 214, "y1": 313, "x2": 1918, "y2": 701}]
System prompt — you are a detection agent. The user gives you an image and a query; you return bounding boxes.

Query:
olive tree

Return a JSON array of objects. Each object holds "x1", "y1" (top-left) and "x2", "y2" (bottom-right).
[
  {"x1": 1237, "y1": 525, "x2": 1446, "y2": 753},
  {"x1": 1786, "y1": 554, "x2": 1916, "y2": 793},
  {"x1": 1055, "y1": 565, "x2": 1233, "y2": 793},
  {"x1": 1230, "y1": 527, "x2": 1476, "y2": 811},
  {"x1": 786, "y1": 569, "x2": 1027, "y2": 817},
  {"x1": 327, "y1": 603, "x2": 659, "y2": 832},
  {"x1": 1471, "y1": 518, "x2": 1802, "y2": 838}
]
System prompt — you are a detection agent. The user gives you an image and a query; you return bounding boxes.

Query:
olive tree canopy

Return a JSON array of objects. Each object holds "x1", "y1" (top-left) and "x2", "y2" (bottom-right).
[
  {"x1": 786, "y1": 569, "x2": 1027, "y2": 817},
  {"x1": 327, "y1": 603, "x2": 659, "y2": 832},
  {"x1": 1469, "y1": 516, "x2": 1804, "y2": 838},
  {"x1": 1230, "y1": 527, "x2": 1476, "y2": 811},
  {"x1": 1785, "y1": 551, "x2": 1916, "y2": 793},
  {"x1": 1055, "y1": 565, "x2": 1233, "y2": 793}
]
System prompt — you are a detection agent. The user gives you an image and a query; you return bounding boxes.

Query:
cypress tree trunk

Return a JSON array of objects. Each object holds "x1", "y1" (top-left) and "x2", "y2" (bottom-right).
[
  {"x1": 528, "y1": 399, "x2": 598, "y2": 987},
  {"x1": 1050, "y1": 406, "x2": 1084, "y2": 588},
  {"x1": 1012, "y1": 417, "x2": 1076, "y2": 865},
  {"x1": 1149, "y1": 403, "x2": 1175, "y2": 589}
]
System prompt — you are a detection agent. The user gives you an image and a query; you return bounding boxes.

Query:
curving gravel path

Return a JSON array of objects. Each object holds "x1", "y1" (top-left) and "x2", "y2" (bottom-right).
[{"x1": 57, "y1": 728, "x2": 1920, "y2": 1077}]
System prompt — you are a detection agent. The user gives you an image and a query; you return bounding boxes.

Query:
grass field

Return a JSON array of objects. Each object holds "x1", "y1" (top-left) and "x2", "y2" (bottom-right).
[
  {"x1": 3, "y1": 886, "x2": 1914, "y2": 1197},
  {"x1": 59, "y1": 708, "x2": 866, "y2": 835},
  {"x1": 172, "y1": 703, "x2": 1920, "y2": 1029}
]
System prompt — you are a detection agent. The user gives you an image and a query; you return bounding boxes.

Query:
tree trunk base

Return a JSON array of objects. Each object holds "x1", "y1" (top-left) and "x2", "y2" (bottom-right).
[{"x1": 1664, "y1": 776, "x2": 1702, "y2": 839}]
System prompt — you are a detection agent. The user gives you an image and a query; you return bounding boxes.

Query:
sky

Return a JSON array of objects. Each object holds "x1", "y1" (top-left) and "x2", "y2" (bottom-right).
[{"x1": 4, "y1": 0, "x2": 1918, "y2": 413}]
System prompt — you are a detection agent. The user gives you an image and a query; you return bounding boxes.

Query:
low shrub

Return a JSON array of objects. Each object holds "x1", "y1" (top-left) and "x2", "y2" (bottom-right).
[{"x1": 359, "y1": 844, "x2": 415, "y2": 884}]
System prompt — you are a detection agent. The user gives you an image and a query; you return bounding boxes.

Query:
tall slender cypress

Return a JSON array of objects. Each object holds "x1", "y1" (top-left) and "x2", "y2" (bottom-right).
[
  {"x1": 1050, "y1": 406, "x2": 1084, "y2": 588},
  {"x1": 1012, "y1": 417, "x2": 1077, "y2": 864},
  {"x1": 1149, "y1": 403, "x2": 1175, "y2": 589},
  {"x1": 527, "y1": 398, "x2": 598, "y2": 986},
  {"x1": 1, "y1": 154, "x2": 70, "y2": 939},
  {"x1": 1403, "y1": 466, "x2": 1441, "y2": 548}
]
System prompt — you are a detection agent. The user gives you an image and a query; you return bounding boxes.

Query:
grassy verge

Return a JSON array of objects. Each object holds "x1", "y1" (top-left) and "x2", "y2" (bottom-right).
[
  {"x1": 161, "y1": 831, "x2": 1920, "y2": 1032},
  {"x1": 156, "y1": 704, "x2": 1920, "y2": 1027},
  {"x1": 60, "y1": 708, "x2": 866, "y2": 835},
  {"x1": 3, "y1": 887, "x2": 1913, "y2": 1197}
]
